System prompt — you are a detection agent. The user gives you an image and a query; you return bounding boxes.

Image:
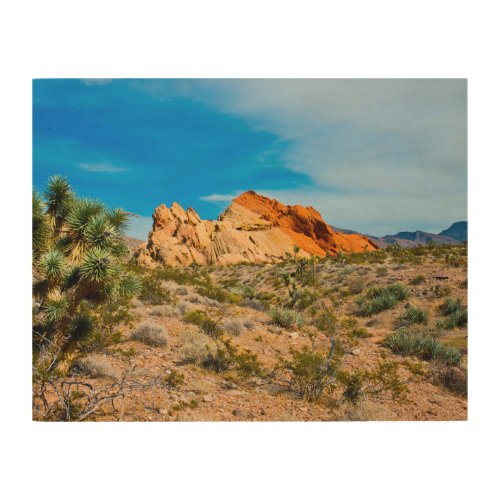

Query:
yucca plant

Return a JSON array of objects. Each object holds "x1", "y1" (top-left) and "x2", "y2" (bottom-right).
[
  {"x1": 33, "y1": 176, "x2": 141, "y2": 365},
  {"x1": 383, "y1": 329, "x2": 462, "y2": 366}
]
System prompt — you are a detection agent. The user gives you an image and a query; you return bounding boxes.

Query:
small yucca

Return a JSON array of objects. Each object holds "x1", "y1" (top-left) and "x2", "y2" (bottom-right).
[
  {"x1": 383, "y1": 329, "x2": 462, "y2": 366},
  {"x1": 269, "y1": 307, "x2": 305, "y2": 329}
]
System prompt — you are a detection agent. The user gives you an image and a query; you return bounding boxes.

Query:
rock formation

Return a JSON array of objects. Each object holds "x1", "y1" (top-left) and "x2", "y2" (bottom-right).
[{"x1": 135, "y1": 190, "x2": 378, "y2": 267}]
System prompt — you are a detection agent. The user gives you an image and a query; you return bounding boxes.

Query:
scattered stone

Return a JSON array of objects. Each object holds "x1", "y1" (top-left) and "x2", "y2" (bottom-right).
[{"x1": 232, "y1": 409, "x2": 242, "y2": 417}]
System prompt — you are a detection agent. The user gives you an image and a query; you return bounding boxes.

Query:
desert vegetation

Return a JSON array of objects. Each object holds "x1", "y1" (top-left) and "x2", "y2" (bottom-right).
[{"x1": 33, "y1": 179, "x2": 468, "y2": 421}]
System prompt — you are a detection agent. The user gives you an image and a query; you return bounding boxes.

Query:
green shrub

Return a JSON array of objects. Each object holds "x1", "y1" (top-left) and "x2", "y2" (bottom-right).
[
  {"x1": 376, "y1": 266, "x2": 388, "y2": 276},
  {"x1": 277, "y1": 340, "x2": 339, "y2": 401},
  {"x1": 357, "y1": 283, "x2": 409, "y2": 316},
  {"x1": 231, "y1": 349, "x2": 265, "y2": 379},
  {"x1": 269, "y1": 307, "x2": 304, "y2": 329},
  {"x1": 173, "y1": 400, "x2": 199, "y2": 411},
  {"x1": 337, "y1": 361, "x2": 408, "y2": 405},
  {"x1": 138, "y1": 274, "x2": 171, "y2": 304},
  {"x1": 184, "y1": 310, "x2": 224, "y2": 339},
  {"x1": 351, "y1": 327, "x2": 372, "y2": 338},
  {"x1": 383, "y1": 329, "x2": 462, "y2": 366},
  {"x1": 399, "y1": 306, "x2": 429, "y2": 325},
  {"x1": 311, "y1": 307, "x2": 337, "y2": 335},
  {"x1": 200, "y1": 339, "x2": 264, "y2": 379},
  {"x1": 410, "y1": 274, "x2": 425, "y2": 285},
  {"x1": 441, "y1": 297, "x2": 463, "y2": 315},
  {"x1": 295, "y1": 289, "x2": 319, "y2": 310},
  {"x1": 433, "y1": 284, "x2": 451, "y2": 297},
  {"x1": 437, "y1": 298, "x2": 467, "y2": 329},
  {"x1": 201, "y1": 348, "x2": 233, "y2": 373},
  {"x1": 162, "y1": 370, "x2": 185, "y2": 390}
]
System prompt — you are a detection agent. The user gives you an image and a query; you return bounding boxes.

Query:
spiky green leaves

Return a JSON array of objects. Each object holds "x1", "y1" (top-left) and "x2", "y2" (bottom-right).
[
  {"x1": 63, "y1": 199, "x2": 130, "y2": 261},
  {"x1": 106, "y1": 208, "x2": 129, "y2": 234},
  {"x1": 115, "y1": 272, "x2": 142, "y2": 299},
  {"x1": 66, "y1": 198, "x2": 106, "y2": 234},
  {"x1": 44, "y1": 176, "x2": 75, "y2": 234},
  {"x1": 43, "y1": 293, "x2": 69, "y2": 324},
  {"x1": 84, "y1": 215, "x2": 118, "y2": 250},
  {"x1": 38, "y1": 250, "x2": 66, "y2": 282},
  {"x1": 69, "y1": 314, "x2": 94, "y2": 343},
  {"x1": 33, "y1": 176, "x2": 141, "y2": 354},
  {"x1": 80, "y1": 248, "x2": 116, "y2": 283},
  {"x1": 33, "y1": 190, "x2": 49, "y2": 257}
]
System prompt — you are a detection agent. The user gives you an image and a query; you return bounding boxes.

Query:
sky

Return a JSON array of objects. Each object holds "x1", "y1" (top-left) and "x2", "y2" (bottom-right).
[{"x1": 33, "y1": 79, "x2": 467, "y2": 239}]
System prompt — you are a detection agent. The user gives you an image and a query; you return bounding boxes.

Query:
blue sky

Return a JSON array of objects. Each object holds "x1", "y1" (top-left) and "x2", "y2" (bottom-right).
[{"x1": 33, "y1": 79, "x2": 467, "y2": 239}]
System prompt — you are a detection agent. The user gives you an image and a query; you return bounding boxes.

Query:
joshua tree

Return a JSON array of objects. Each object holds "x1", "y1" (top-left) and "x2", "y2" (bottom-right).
[
  {"x1": 293, "y1": 245, "x2": 300, "y2": 262},
  {"x1": 32, "y1": 176, "x2": 141, "y2": 365}
]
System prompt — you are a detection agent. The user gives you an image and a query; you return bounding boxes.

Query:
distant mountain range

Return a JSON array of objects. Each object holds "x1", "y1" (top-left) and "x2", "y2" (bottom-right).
[{"x1": 332, "y1": 221, "x2": 467, "y2": 249}]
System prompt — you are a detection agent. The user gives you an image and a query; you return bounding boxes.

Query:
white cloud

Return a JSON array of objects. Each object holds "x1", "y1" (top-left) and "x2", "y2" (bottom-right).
[
  {"x1": 135, "y1": 79, "x2": 467, "y2": 234},
  {"x1": 200, "y1": 191, "x2": 243, "y2": 203},
  {"x1": 78, "y1": 162, "x2": 128, "y2": 173},
  {"x1": 180, "y1": 79, "x2": 467, "y2": 234},
  {"x1": 80, "y1": 79, "x2": 113, "y2": 86}
]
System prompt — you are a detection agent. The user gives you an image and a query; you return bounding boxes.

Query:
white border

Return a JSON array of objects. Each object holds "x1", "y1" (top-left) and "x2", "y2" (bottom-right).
[{"x1": 1, "y1": 1, "x2": 499, "y2": 499}]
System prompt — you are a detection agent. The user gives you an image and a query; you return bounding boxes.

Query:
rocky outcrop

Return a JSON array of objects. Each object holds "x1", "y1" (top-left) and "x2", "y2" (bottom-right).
[{"x1": 135, "y1": 191, "x2": 378, "y2": 267}]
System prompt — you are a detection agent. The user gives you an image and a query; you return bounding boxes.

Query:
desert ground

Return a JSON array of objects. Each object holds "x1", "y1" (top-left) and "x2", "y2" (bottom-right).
[{"x1": 33, "y1": 243, "x2": 467, "y2": 421}]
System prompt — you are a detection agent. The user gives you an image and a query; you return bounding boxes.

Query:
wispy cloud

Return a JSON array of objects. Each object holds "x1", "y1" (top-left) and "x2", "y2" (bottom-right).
[
  {"x1": 200, "y1": 191, "x2": 243, "y2": 203},
  {"x1": 164, "y1": 79, "x2": 467, "y2": 234},
  {"x1": 78, "y1": 162, "x2": 128, "y2": 173},
  {"x1": 80, "y1": 79, "x2": 113, "y2": 86}
]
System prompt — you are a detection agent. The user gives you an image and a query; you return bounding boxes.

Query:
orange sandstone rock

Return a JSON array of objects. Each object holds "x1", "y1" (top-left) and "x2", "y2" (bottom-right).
[{"x1": 135, "y1": 190, "x2": 378, "y2": 267}]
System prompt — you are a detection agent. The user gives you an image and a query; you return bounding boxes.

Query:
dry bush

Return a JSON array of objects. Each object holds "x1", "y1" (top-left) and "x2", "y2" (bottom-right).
[
  {"x1": 71, "y1": 355, "x2": 119, "y2": 379},
  {"x1": 242, "y1": 298, "x2": 267, "y2": 312},
  {"x1": 184, "y1": 292, "x2": 205, "y2": 304},
  {"x1": 131, "y1": 322, "x2": 168, "y2": 347},
  {"x1": 179, "y1": 331, "x2": 217, "y2": 364},
  {"x1": 346, "y1": 276, "x2": 365, "y2": 294},
  {"x1": 223, "y1": 317, "x2": 246, "y2": 336},
  {"x1": 162, "y1": 281, "x2": 182, "y2": 294},
  {"x1": 437, "y1": 366, "x2": 467, "y2": 396},
  {"x1": 176, "y1": 300, "x2": 195, "y2": 315},
  {"x1": 334, "y1": 400, "x2": 393, "y2": 421},
  {"x1": 243, "y1": 317, "x2": 256, "y2": 330},
  {"x1": 33, "y1": 365, "x2": 167, "y2": 422},
  {"x1": 150, "y1": 304, "x2": 179, "y2": 317},
  {"x1": 184, "y1": 292, "x2": 219, "y2": 307},
  {"x1": 131, "y1": 298, "x2": 144, "y2": 308}
]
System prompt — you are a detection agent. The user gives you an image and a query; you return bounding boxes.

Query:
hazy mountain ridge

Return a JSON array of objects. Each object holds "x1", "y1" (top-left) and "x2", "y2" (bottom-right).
[{"x1": 333, "y1": 221, "x2": 467, "y2": 249}]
